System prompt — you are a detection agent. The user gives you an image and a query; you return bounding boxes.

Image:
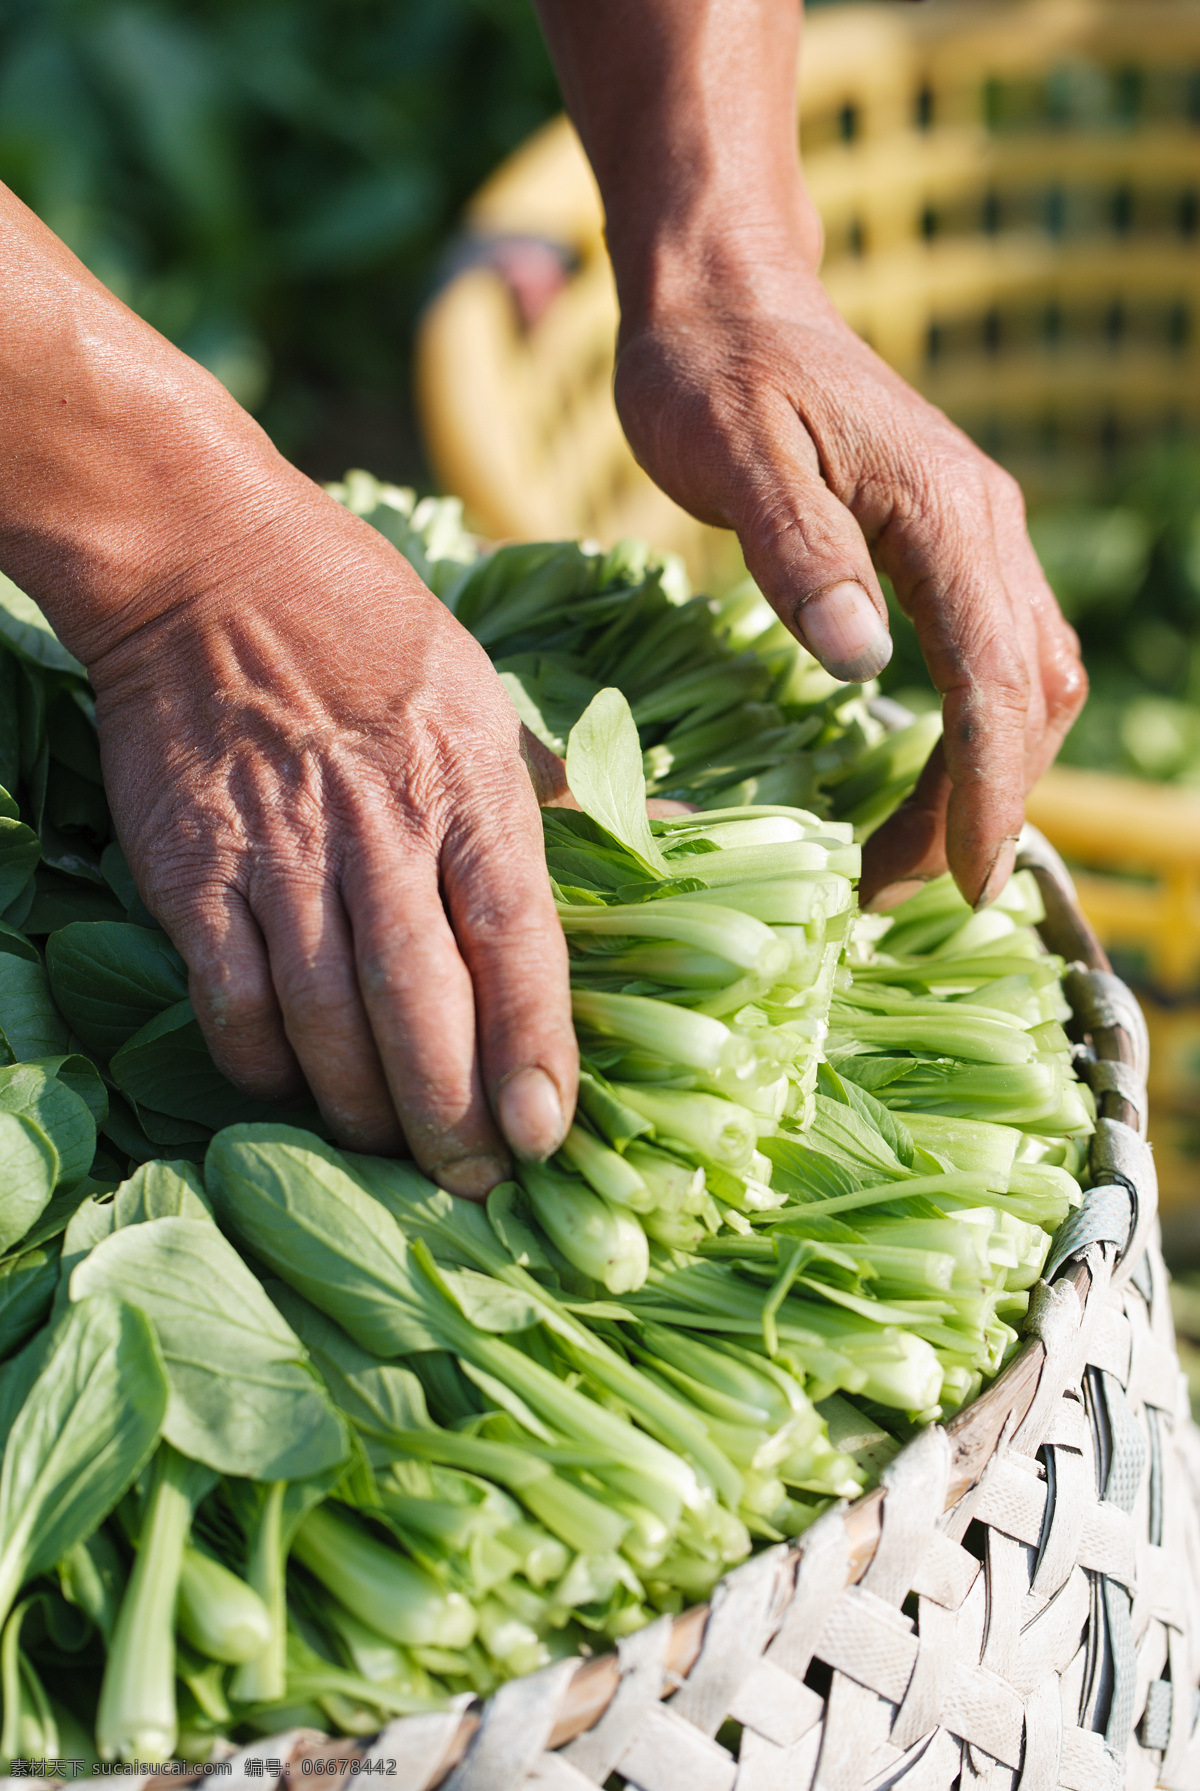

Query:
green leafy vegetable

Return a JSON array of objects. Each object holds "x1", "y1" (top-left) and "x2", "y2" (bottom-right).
[
  {"x1": 0, "y1": 955, "x2": 69, "y2": 1061},
  {"x1": 44, "y1": 922, "x2": 188, "y2": 1060},
  {"x1": 565, "y1": 689, "x2": 668, "y2": 874},
  {"x1": 0, "y1": 1064, "x2": 95, "y2": 1189},
  {"x1": 0, "y1": 1113, "x2": 58, "y2": 1252},
  {"x1": 0, "y1": 1294, "x2": 167, "y2": 1633},
  {"x1": 110, "y1": 999, "x2": 324, "y2": 1133},
  {"x1": 69, "y1": 1217, "x2": 348, "y2": 1479}
]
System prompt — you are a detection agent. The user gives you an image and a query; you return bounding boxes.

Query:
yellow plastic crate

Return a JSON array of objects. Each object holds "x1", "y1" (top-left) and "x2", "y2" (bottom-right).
[
  {"x1": 1026, "y1": 768, "x2": 1200, "y2": 1216},
  {"x1": 415, "y1": 0, "x2": 1200, "y2": 1217}
]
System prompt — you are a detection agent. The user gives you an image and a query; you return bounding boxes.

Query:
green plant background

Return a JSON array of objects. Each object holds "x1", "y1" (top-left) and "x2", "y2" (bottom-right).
[{"x1": 0, "y1": 0, "x2": 560, "y2": 476}]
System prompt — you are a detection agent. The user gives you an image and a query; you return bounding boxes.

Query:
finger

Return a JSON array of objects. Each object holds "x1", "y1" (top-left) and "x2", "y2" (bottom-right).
[
  {"x1": 250, "y1": 869, "x2": 407, "y2": 1157},
  {"x1": 161, "y1": 883, "x2": 307, "y2": 1104},
  {"x1": 520, "y1": 723, "x2": 575, "y2": 807},
  {"x1": 1029, "y1": 601, "x2": 1087, "y2": 779},
  {"x1": 989, "y1": 495, "x2": 1088, "y2": 781},
  {"x1": 874, "y1": 477, "x2": 1033, "y2": 907},
  {"x1": 441, "y1": 775, "x2": 577, "y2": 1164},
  {"x1": 725, "y1": 414, "x2": 895, "y2": 683},
  {"x1": 859, "y1": 740, "x2": 951, "y2": 911},
  {"x1": 344, "y1": 841, "x2": 513, "y2": 1200}
]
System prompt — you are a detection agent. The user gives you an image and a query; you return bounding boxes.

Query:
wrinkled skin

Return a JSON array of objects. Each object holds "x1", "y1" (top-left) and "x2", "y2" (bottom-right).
[
  {"x1": 534, "y1": 0, "x2": 1088, "y2": 909},
  {"x1": 85, "y1": 483, "x2": 578, "y2": 1193},
  {"x1": 611, "y1": 273, "x2": 1088, "y2": 909}
]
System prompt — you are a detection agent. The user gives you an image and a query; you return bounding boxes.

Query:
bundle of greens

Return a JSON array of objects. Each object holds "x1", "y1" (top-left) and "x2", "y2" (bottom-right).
[
  {"x1": 0, "y1": 549, "x2": 1095, "y2": 1765},
  {"x1": 328, "y1": 470, "x2": 941, "y2": 829}
]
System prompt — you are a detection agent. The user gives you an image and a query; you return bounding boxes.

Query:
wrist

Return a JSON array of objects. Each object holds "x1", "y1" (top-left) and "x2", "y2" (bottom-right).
[
  {"x1": 0, "y1": 365, "x2": 289, "y2": 670},
  {"x1": 612, "y1": 195, "x2": 829, "y2": 344},
  {"x1": 0, "y1": 197, "x2": 334, "y2": 672}
]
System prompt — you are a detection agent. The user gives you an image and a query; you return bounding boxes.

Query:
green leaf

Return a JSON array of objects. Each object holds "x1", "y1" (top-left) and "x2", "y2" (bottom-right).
[
  {"x1": 0, "y1": 1113, "x2": 58, "y2": 1252},
  {"x1": 70, "y1": 1217, "x2": 349, "y2": 1480},
  {"x1": 486, "y1": 1182, "x2": 556, "y2": 1274},
  {"x1": 13, "y1": 1184, "x2": 95, "y2": 1256},
  {"x1": 565, "y1": 689, "x2": 667, "y2": 875},
  {"x1": 0, "y1": 575, "x2": 86, "y2": 679},
  {"x1": 436, "y1": 1266, "x2": 543, "y2": 1334},
  {"x1": 0, "y1": 1319, "x2": 59, "y2": 1455},
  {"x1": 17, "y1": 666, "x2": 46, "y2": 793},
  {"x1": 56, "y1": 1164, "x2": 208, "y2": 1301},
  {"x1": 822, "y1": 1065, "x2": 915, "y2": 1169},
  {"x1": 45, "y1": 690, "x2": 103, "y2": 787},
  {"x1": 0, "y1": 1294, "x2": 167, "y2": 1627},
  {"x1": 575, "y1": 1069, "x2": 654, "y2": 1154},
  {"x1": 206, "y1": 1125, "x2": 450, "y2": 1358},
  {"x1": 0, "y1": 953, "x2": 70, "y2": 1060},
  {"x1": 44, "y1": 760, "x2": 110, "y2": 839},
  {"x1": 109, "y1": 1000, "x2": 324, "y2": 1132},
  {"x1": 0, "y1": 925, "x2": 40, "y2": 965},
  {"x1": 34, "y1": 1055, "x2": 108, "y2": 1130},
  {"x1": 834, "y1": 1056, "x2": 922, "y2": 1094},
  {"x1": 45, "y1": 922, "x2": 187, "y2": 1059},
  {"x1": 0, "y1": 817, "x2": 40, "y2": 916},
  {"x1": 0, "y1": 1065, "x2": 95, "y2": 1191},
  {"x1": 58, "y1": 1195, "x2": 117, "y2": 1298},
  {"x1": 454, "y1": 542, "x2": 594, "y2": 646},
  {"x1": 100, "y1": 1091, "x2": 204, "y2": 1167},
  {"x1": 23, "y1": 872, "x2": 126, "y2": 935},
  {"x1": 268, "y1": 1281, "x2": 435, "y2": 1442},
  {"x1": 0, "y1": 661, "x2": 19, "y2": 800},
  {"x1": 113, "y1": 1160, "x2": 211, "y2": 1225},
  {"x1": 0, "y1": 1245, "x2": 59, "y2": 1361}
]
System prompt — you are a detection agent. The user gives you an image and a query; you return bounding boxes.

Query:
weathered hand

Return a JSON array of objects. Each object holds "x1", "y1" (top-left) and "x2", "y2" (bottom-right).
[
  {"x1": 532, "y1": 0, "x2": 1088, "y2": 912},
  {"x1": 613, "y1": 269, "x2": 1087, "y2": 909},
  {"x1": 0, "y1": 177, "x2": 575, "y2": 1194},
  {"x1": 87, "y1": 477, "x2": 576, "y2": 1194}
]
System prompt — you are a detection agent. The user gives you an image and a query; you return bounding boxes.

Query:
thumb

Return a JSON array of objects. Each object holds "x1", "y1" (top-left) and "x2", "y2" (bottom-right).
[{"x1": 734, "y1": 459, "x2": 893, "y2": 684}]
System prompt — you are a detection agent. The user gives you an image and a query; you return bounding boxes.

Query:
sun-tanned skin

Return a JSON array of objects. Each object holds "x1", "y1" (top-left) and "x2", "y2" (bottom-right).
[
  {"x1": 0, "y1": 0, "x2": 1085, "y2": 1195},
  {"x1": 533, "y1": 0, "x2": 1087, "y2": 910}
]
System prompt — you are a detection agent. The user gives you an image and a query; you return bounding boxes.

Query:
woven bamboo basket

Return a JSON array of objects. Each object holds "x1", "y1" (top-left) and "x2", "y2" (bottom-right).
[{"x1": 197, "y1": 832, "x2": 1200, "y2": 1791}]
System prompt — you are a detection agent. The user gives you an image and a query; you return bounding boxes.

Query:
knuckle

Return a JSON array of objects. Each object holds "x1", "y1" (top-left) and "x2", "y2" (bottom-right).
[
  {"x1": 451, "y1": 871, "x2": 560, "y2": 943},
  {"x1": 987, "y1": 463, "x2": 1026, "y2": 520},
  {"x1": 1045, "y1": 653, "x2": 1089, "y2": 726},
  {"x1": 272, "y1": 955, "x2": 361, "y2": 1028},
  {"x1": 192, "y1": 978, "x2": 273, "y2": 1037}
]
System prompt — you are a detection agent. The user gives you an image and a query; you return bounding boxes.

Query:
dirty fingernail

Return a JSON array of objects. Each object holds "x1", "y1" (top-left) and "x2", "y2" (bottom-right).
[
  {"x1": 796, "y1": 581, "x2": 893, "y2": 682},
  {"x1": 497, "y1": 1066, "x2": 565, "y2": 1161},
  {"x1": 432, "y1": 1154, "x2": 510, "y2": 1201},
  {"x1": 974, "y1": 839, "x2": 1019, "y2": 912},
  {"x1": 864, "y1": 878, "x2": 927, "y2": 913}
]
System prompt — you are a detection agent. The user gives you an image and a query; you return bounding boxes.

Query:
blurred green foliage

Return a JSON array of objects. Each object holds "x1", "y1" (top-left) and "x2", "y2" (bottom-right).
[
  {"x1": 880, "y1": 450, "x2": 1200, "y2": 783},
  {"x1": 0, "y1": 0, "x2": 559, "y2": 469}
]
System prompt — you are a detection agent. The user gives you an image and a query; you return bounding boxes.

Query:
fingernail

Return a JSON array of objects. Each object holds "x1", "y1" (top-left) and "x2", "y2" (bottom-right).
[
  {"x1": 496, "y1": 1066, "x2": 565, "y2": 1161},
  {"x1": 432, "y1": 1154, "x2": 510, "y2": 1200},
  {"x1": 795, "y1": 581, "x2": 893, "y2": 682},
  {"x1": 864, "y1": 878, "x2": 927, "y2": 914},
  {"x1": 974, "y1": 839, "x2": 1019, "y2": 912}
]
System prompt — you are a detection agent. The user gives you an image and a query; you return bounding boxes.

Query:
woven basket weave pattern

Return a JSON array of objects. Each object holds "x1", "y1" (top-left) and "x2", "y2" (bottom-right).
[{"x1": 204, "y1": 838, "x2": 1200, "y2": 1791}]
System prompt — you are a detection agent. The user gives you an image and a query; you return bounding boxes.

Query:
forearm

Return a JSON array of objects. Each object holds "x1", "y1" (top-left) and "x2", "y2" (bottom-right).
[
  {"x1": 531, "y1": 0, "x2": 818, "y2": 326},
  {"x1": 0, "y1": 182, "x2": 314, "y2": 669}
]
